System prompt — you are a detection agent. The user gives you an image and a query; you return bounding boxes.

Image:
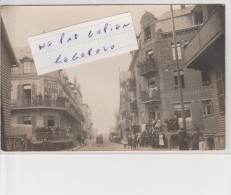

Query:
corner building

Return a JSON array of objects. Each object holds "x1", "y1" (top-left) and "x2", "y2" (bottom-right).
[
  {"x1": 129, "y1": 6, "x2": 213, "y2": 146},
  {"x1": 11, "y1": 48, "x2": 85, "y2": 143},
  {"x1": 184, "y1": 5, "x2": 225, "y2": 150}
]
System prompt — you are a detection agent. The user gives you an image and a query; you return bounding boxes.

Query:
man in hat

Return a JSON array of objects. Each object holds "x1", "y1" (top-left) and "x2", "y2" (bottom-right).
[{"x1": 191, "y1": 128, "x2": 200, "y2": 150}]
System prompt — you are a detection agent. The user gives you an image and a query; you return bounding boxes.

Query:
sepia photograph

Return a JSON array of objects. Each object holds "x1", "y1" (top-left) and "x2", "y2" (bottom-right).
[{"x1": 1, "y1": 4, "x2": 225, "y2": 152}]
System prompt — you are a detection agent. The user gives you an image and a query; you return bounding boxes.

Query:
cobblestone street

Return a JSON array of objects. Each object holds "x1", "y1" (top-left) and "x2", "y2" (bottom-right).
[{"x1": 74, "y1": 136, "x2": 169, "y2": 151}]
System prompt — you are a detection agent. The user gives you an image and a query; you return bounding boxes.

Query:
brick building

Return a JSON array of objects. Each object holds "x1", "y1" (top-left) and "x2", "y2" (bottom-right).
[
  {"x1": 184, "y1": 5, "x2": 225, "y2": 150},
  {"x1": 1, "y1": 19, "x2": 18, "y2": 150},
  {"x1": 11, "y1": 48, "x2": 85, "y2": 143},
  {"x1": 118, "y1": 5, "x2": 215, "y2": 147}
]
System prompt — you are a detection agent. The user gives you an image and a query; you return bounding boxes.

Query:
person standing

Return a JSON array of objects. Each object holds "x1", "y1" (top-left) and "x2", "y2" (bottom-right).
[
  {"x1": 191, "y1": 129, "x2": 200, "y2": 150},
  {"x1": 122, "y1": 134, "x2": 128, "y2": 149},
  {"x1": 158, "y1": 131, "x2": 165, "y2": 149},
  {"x1": 199, "y1": 136, "x2": 206, "y2": 150},
  {"x1": 179, "y1": 129, "x2": 189, "y2": 150}
]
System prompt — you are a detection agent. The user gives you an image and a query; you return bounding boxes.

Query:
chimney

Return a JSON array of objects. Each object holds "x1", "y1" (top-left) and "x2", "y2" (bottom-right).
[{"x1": 181, "y1": 5, "x2": 186, "y2": 9}]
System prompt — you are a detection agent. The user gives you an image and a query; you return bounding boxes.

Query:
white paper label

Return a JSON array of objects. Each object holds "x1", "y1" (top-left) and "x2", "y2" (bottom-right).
[{"x1": 28, "y1": 13, "x2": 138, "y2": 75}]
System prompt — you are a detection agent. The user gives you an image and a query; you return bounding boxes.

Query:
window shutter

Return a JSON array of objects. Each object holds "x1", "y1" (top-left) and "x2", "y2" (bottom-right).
[
  {"x1": 31, "y1": 84, "x2": 36, "y2": 106},
  {"x1": 32, "y1": 115, "x2": 36, "y2": 133},
  {"x1": 17, "y1": 85, "x2": 22, "y2": 106}
]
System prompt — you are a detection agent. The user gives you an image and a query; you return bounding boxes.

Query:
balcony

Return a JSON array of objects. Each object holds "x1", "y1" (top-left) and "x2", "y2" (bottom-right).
[
  {"x1": 140, "y1": 90, "x2": 160, "y2": 104},
  {"x1": 11, "y1": 97, "x2": 84, "y2": 122},
  {"x1": 137, "y1": 58, "x2": 157, "y2": 76},
  {"x1": 184, "y1": 6, "x2": 225, "y2": 68},
  {"x1": 128, "y1": 79, "x2": 136, "y2": 91},
  {"x1": 129, "y1": 101, "x2": 138, "y2": 113}
]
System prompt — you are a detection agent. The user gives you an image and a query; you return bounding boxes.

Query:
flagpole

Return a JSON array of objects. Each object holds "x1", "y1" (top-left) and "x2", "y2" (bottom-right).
[{"x1": 170, "y1": 5, "x2": 186, "y2": 131}]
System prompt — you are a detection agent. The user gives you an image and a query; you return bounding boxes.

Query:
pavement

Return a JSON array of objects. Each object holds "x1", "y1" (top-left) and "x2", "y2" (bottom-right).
[{"x1": 72, "y1": 137, "x2": 170, "y2": 151}]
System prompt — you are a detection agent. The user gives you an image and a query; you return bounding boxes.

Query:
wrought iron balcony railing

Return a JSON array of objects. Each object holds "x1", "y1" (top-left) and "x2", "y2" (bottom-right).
[
  {"x1": 140, "y1": 90, "x2": 160, "y2": 103},
  {"x1": 137, "y1": 58, "x2": 157, "y2": 76},
  {"x1": 11, "y1": 97, "x2": 84, "y2": 121}
]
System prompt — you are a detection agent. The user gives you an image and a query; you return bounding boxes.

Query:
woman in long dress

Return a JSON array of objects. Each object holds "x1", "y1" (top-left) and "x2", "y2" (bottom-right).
[{"x1": 159, "y1": 132, "x2": 165, "y2": 148}]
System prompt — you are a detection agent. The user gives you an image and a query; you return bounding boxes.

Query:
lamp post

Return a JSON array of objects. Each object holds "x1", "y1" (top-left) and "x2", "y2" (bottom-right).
[{"x1": 170, "y1": 5, "x2": 186, "y2": 131}]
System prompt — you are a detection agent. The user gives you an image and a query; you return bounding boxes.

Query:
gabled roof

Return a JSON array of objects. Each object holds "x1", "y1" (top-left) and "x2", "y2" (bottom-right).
[
  {"x1": 14, "y1": 47, "x2": 33, "y2": 61},
  {"x1": 1, "y1": 18, "x2": 17, "y2": 66},
  {"x1": 157, "y1": 5, "x2": 196, "y2": 21}
]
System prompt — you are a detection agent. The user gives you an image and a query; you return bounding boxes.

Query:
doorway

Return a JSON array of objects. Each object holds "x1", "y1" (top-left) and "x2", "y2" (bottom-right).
[{"x1": 23, "y1": 85, "x2": 31, "y2": 106}]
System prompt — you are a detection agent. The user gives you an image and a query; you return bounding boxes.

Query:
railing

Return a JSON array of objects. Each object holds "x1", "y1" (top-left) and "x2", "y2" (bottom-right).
[
  {"x1": 184, "y1": 7, "x2": 225, "y2": 65},
  {"x1": 161, "y1": 25, "x2": 202, "y2": 39},
  {"x1": 140, "y1": 90, "x2": 160, "y2": 103},
  {"x1": 11, "y1": 97, "x2": 84, "y2": 121},
  {"x1": 138, "y1": 58, "x2": 157, "y2": 76},
  {"x1": 34, "y1": 127, "x2": 71, "y2": 142}
]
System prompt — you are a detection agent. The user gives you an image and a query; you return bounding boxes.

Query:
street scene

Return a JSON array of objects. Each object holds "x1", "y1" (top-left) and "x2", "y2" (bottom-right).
[{"x1": 1, "y1": 4, "x2": 225, "y2": 151}]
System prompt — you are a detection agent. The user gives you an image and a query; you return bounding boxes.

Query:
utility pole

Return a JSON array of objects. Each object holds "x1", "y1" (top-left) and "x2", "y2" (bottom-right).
[{"x1": 170, "y1": 5, "x2": 186, "y2": 130}]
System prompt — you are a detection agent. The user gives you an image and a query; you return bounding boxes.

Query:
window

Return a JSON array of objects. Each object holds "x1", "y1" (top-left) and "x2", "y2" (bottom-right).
[
  {"x1": 23, "y1": 116, "x2": 32, "y2": 124},
  {"x1": 44, "y1": 80, "x2": 58, "y2": 99},
  {"x1": 194, "y1": 10, "x2": 203, "y2": 25},
  {"x1": 144, "y1": 26, "x2": 151, "y2": 41},
  {"x1": 23, "y1": 61, "x2": 32, "y2": 73},
  {"x1": 201, "y1": 72, "x2": 211, "y2": 86},
  {"x1": 173, "y1": 104, "x2": 191, "y2": 119},
  {"x1": 23, "y1": 85, "x2": 32, "y2": 106},
  {"x1": 202, "y1": 100, "x2": 213, "y2": 116},
  {"x1": 174, "y1": 70, "x2": 185, "y2": 89},
  {"x1": 145, "y1": 49, "x2": 153, "y2": 59},
  {"x1": 47, "y1": 116, "x2": 55, "y2": 127},
  {"x1": 172, "y1": 43, "x2": 182, "y2": 60}
]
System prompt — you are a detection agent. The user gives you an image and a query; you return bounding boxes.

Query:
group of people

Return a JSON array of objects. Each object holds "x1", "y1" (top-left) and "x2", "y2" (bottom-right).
[
  {"x1": 35, "y1": 126, "x2": 71, "y2": 141},
  {"x1": 178, "y1": 128, "x2": 206, "y2": 150},
  {"x1": 96, "y1": 134, "x2": 104, "y2": 146},
  {"x1": 121, "y1": 118, "x2": 167, "y2": 150},
  {"x1": 121, "y1": 133, "x2": 140, "y2": 150}
]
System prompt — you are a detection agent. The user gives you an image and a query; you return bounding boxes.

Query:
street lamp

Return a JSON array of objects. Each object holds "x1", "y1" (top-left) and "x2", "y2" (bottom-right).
[{"x1": 170, "y1": 5, "x2": 186, "y2": 131}]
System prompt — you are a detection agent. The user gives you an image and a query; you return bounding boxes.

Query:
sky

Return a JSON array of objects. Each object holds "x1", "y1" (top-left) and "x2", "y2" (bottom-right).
[{"x1": 2, "y1": 5, "x2": 184, "y2": 133}]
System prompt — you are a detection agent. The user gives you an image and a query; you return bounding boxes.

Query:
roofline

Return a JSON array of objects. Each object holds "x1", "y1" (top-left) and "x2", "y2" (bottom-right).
[
  {"x1": 1, "y1": 18, "x2": 17, "y2": 66},
  {"x1": 157, "y1": 5, "x2": 196, "y2": 22},
  {"x1": 129, "y1": 49, "x2": 139, "y2": 71}
]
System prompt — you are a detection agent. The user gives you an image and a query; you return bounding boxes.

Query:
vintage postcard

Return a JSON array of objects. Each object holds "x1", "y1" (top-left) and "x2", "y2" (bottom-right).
[{"x1": 1, "y1": 4, "x2": 225, "y2": 151}]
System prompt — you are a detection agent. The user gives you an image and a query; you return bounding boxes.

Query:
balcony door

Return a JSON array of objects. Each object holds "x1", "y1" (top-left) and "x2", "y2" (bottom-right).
[{"x1": 23, "y1": 85, "x2": 31, "y2": 107}]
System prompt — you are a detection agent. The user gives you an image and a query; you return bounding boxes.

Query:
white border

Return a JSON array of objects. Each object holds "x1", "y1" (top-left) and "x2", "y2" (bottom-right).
[
  {"x1": 1, "y1": 2, "x2": 231, "y2": 195},
  {"x1": 0, "y1": 0, "x2": 230, "y2": 154}
]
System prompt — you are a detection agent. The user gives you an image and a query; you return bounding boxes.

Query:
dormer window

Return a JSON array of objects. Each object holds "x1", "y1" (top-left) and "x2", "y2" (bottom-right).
[
  {"x1": 144, "y1": 26, "x2": 151, "y2": 41},
  {"x1": 23, "y1": 61, "x2": 32, "y2": 73}
]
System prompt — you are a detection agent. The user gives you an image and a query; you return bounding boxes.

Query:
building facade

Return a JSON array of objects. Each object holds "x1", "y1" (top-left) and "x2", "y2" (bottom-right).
[
  {"x1": 1, "y1": 19, "x2": 18, "y2": 150},
  {"x1": 184, "y1": 5, "x2": 225, "y2": 150},
  {"x1": 118, "y1": 5, "x2": 214, "y2": 147},
  {"x1": 82, "y1": 103, "x2": 93, "y2": 139},
  {"x1": 11, "y1": 48, "x2": 86, "y2": 143}
]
